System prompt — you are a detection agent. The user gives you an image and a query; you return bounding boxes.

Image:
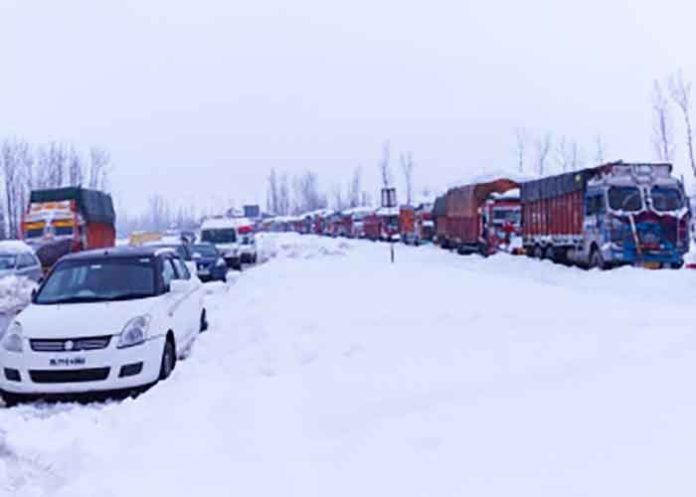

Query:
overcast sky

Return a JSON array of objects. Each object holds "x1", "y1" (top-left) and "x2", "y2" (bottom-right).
[{"x1": 1, "y1": 0, "x2": 694, "y2": 214}]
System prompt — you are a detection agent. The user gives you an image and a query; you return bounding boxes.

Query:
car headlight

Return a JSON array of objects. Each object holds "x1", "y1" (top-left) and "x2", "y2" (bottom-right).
[
  {"x1": 117, "y1": 315, "x2": 151, "y2": 349},
  {"x1": 216, "y1": 258, "x2": 226, "y2": 267},
  {"x1": 2, "y1": 321, "x2": 24, "y2": 353}
]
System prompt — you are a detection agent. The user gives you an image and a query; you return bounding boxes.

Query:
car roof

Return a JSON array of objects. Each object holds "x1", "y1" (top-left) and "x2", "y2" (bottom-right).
[
  {"x1": 0, "y1": 240, "x2": 35, "y2": 255},
  {"x1": 60, "y1": 246, "x2": 167, "y2": 261}
]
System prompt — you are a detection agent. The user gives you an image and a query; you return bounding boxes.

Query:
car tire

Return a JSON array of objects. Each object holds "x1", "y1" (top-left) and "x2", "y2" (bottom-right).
[
  {"x1": 200, "y1": 309, "x2": 209, "y2": 333},
  {"x1": 159, "y1": 336, "x2": 176, "y2": 381},
  {"x1": 0, "y1": 391, "x2": 22, "y2": 408},
  {"x1": 590, "y1": 248, "x2": 607, "y2": 270}
]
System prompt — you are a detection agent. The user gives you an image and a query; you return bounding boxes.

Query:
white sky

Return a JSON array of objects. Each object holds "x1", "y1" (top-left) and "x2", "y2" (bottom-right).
[{"x1": 1, "y1": 0, "x2": 694, "y2": 213}]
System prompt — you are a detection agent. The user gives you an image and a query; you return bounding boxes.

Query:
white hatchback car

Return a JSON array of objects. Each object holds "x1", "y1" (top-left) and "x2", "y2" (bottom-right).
[{"x1": 0, "y1": 246, "x2": 207, "y2": 405}]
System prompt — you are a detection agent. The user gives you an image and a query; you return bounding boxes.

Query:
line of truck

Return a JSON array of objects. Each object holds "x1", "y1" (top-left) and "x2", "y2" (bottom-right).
[{"x1": 270, "y1": 161, "x2": 692, "y2": 270}]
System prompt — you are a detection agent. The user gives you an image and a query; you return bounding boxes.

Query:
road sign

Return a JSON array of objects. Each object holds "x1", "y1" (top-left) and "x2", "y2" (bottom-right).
[{"x1": 381, "y1": 187, "x2": 397, "y2": 209}]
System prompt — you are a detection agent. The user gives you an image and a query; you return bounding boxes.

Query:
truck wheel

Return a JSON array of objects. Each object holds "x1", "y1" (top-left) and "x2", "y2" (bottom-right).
[
  {"x1": 590, "y1": 249, "x2": 607, "y2": 270},
  {"x1": 671, "y1": 260, "x2": 684, "y2": 269},
  {"x1": 533, "y1": 245, "x2": 543, "y2": 259},
  {"x1": 543, "y1": 246, "x2": 554, "y2": 261}
]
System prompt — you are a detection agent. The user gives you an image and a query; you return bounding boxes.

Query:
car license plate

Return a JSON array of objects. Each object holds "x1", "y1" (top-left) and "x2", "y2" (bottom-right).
[
  {"x1": 49, "y1": 357, "x2": 86, "y2": 367},
  {"x1": 641, "y1": 261, "x2": 661, "y2": 269},
  {"x1": 198, "y1": 268, "x2": 210, "y2": 276}
]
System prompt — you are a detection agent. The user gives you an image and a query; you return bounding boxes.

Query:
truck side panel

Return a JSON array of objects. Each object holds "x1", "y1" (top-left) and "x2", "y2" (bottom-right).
[{"x1": 86, "y1": 222, "x2": 116, "y2": 249}]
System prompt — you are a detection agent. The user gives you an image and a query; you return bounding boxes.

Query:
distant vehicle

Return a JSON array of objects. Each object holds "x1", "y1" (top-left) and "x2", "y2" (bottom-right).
[
  {"x1": 243, "y1": 204, "x2": 261, "y2": 219},
  {"x1": 364, "y1": 207, "x2": 400, "y2": 241},
  {"x1": 237, "y1": 226, "x2": 258, "y2": 264},
  {"x1": 143, "y1": 241, "x2": 193, "y2": 261},
  {"x1": 191, "y1": 243, "x2": 228, "y2": 282},
  {"x1": 0, "y1": 246, "x2": 207, "y2": 405},
  {"x1": 21, "y1": 187, "x2": 116, "y2": 272},
  {"x1": 200, "y1": 218, "x2": 242, "y2": 270},
  {"x1": 0, "y1": 241, "x2": 43, "y2": 282},
  {"x1": 436, "y1": 178, "x2": 521, "y2": 255},
  {"x1": 521, "y1": 161, "x2": 690, "y2": 269}
]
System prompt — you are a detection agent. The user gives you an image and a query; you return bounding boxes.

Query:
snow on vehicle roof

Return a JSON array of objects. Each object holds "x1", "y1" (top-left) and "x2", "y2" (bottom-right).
[
  {"x1": 0, "y1": 240, "x2": 35, "y2": 254},
  {"x1": 490, "y1": 188, "x2": 521, "y2": 200},
  {"x1": 448, "y1": 170, "x2": 535, "y2": 190},
  {"x1": 342, "y1": 206, "x2": 374, "y2": 216},
  {"x1": 200, "y1": 217, "x2": 251, "y2": 230}
]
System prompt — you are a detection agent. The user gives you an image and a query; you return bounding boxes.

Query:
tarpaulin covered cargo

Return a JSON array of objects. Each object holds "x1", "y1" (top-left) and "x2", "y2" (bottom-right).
[{"x1": 30, "y1": 187, "x2": 116, "y2": 224}]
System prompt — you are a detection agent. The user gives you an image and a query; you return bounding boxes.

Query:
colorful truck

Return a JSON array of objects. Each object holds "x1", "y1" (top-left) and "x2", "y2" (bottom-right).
[
  {"x1": 21, "y1": 187, "x2": 116, "y2": 271},
  {"x1": 436, "y1": 178, "x2": 521, "y2": 255},
  {"x1": 363, "y1": 207, "x2": 399, "y2": 241},
  {"x1": 520, "y1": 161, "x2": 690, "y2": 269}
]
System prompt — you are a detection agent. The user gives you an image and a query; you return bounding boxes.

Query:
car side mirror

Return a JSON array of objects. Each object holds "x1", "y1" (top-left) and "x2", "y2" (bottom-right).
[{"x1": 169, "y1": 280, "x2": 188, "y2": 294}]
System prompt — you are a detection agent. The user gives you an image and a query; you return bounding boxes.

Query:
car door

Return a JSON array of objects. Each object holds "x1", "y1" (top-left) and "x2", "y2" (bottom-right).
[
  {"x1": 171, "y1": 256, "x2": 200, "y2": 343},
  {"x1": 160, "y1": 255, "x2": 188, "y2": 348}
]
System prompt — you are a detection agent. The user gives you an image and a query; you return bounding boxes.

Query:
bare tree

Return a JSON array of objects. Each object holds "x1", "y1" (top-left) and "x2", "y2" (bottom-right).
[
  {"x1": 331, "y1": 184, "x2": 345, "y2": 210},
  {"x1": 669, "y1": 71, "x2": 696, "y2": 176},
  {"x1": 1, "y1": 139, "x2": 33, "y2": 238},
  {"x1": 88, "y1": 147, "x2": 111, "y2": 189},
  {"x1": 292, "y1": 171, "x2": 326, "y2": 213},
  {"x1": 278, "y1": 173, "x2": 290, "y2": 215},
  {"x1": 594, "y1": 134, "x2": 606, "y2": 164},
  {"x1": 378, "y1": 140, "x2": 392, "y2": 187},
  {"x1": 652, "y1": 80, "x2": 674, "y2": 162},
  {"x1": 514, "y1": 128, "x2": 527, "y2": 173},
  {"x1": 347, "y1": 166, "x2": 362, "y2": 208},
  {"x1": 68, "y1": 147, "x2": 85, "y2": 186},
  {"x1": 400, "y1": 152, "x2": 415, "y2": 205},
  {"x1": 555, "y1": 138, "x2": 582, "y2": 172},
  {"x1": 535, "y1": 133, "x2": 552, "y2": 176},
  {"x1": 266, "y1": 168, "x2": 279, "y2": 214}
]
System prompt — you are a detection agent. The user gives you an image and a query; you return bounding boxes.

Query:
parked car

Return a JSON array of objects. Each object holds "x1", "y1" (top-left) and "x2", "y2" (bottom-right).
[
  {"x1": 0, "y1": 241, "x2": 43, "y2": 282},
  {"x1": 238, "y1": 227, "x2": 258, "y2": 264},
  {"x1": 200, "y1": 218, "x2": 242, "y2": 270},
  {"x1": 191, "y1": 243, "x2": 228, "y2": 282},
  {"x1": 0, "y1": 246, "x2": 207, "y2": 405}
]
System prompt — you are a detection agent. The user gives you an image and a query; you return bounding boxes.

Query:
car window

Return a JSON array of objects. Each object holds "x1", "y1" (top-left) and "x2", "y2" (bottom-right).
[
  {"x1": 172, "y1": 257, "x2": 191, "y2": 280},
  {"x1": 162, "y1": 258, "x2": 176, "y2": 288},
  {"x1": 18, "y1": 253, "x2": 35, "y2": 269}
]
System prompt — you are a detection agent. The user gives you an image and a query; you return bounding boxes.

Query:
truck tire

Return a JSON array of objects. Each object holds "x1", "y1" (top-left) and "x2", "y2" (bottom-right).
[
  {"x1": 671, "y1": 260, "x2": 684, "y2": 269},
  {"x1": 533, "y1": 245, "x2": 544, "y2": 259},
  {"x1": 590, "y1": 248, "x2": 607, "y2": 270},
  {"x1": 543, "y1": 246, "x2": 554, "y2": 260}
]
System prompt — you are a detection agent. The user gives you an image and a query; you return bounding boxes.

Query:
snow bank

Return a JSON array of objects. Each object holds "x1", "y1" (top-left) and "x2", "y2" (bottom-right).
[{"x1": 3, "y1": 235, "x2": 696, "y2": 496}]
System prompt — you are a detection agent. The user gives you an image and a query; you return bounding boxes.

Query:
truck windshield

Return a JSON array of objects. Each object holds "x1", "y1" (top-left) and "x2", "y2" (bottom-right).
[
  {"x1": 201, "y1": 229, "x2": 237, "y2": 244},
  {"x1": 650, "y1": 186, "x2": 684, "y2": 211},
  {"x1": 492, "y1": 208, "x2": 521, "y2": 225},
  {"x1": 35, "y1": 257, "x2": 156, "y2": 305},
  {"x1": 608, "y1": 186, "x2": 642, "y2": 212}
]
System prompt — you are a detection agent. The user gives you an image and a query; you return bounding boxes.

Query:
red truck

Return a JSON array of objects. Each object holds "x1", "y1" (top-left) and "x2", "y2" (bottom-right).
[
  {"x1": 400, "y1": 203, "x2": 435, "y2": 245},
  {"x1": 21, "y1": 187, "x2": 116, "y2": 271},
  {"x1": 521, "y1": 161, "x2": 690, "y2": 269},
  {"x1": 363, "y1": 208, "x2": 399, "y2": 241},
  {"x1": 436, "y1": 178, "x2": 521, "y2": 255}
]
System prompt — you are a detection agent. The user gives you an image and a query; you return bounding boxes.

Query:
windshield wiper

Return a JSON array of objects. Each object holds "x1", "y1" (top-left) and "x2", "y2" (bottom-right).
[
  {"x1": 108, "y1": 292, "x2": 155, "y2": 301},
  {"x1": 38, "y1": 296, "x2": 110, "y2": 305}
]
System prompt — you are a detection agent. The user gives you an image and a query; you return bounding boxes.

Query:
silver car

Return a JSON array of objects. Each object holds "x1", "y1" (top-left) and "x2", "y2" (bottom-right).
[{"x1": 0, "y1": 242, "x2": 43, "y2": 282}]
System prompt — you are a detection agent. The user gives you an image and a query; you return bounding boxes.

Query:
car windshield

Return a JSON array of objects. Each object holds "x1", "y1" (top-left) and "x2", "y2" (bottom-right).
[
  {"x1": 0, "y1": 255, "x2": 16, "y2": 270},
  {"x1": 35, "y1": 257, "x2": 156, "y2": 305},
  {"x1": 192, "y1": 244, "x2": 217, "y2": 257},
  {"x1": 650, "y1": 186, "x2": 684, "y2": 211},
  {"x1": 608, "y1": 186, "x2": 643, "y2": 212},
  {"x1": 201, "y1": 228, "x2": 237, "y2": 244}
]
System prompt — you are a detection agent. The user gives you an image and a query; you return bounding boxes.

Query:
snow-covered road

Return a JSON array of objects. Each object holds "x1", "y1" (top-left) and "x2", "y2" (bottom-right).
[{"x1": 2, "y1": 234, "x2": 696, "y2": 496}]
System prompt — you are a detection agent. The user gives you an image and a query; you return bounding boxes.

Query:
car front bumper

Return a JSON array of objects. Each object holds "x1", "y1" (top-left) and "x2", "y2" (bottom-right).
[{"x1": 0, "y1": 335, "x2": 164, "y2": 395}]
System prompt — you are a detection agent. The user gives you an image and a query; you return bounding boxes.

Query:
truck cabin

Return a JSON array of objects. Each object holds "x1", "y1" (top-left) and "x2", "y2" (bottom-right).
[{"x1": 585, "y1": 164, "x2": 687, "y2": 216}]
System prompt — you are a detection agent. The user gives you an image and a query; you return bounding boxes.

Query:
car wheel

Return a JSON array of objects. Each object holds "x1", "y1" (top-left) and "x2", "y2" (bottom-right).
[
  {"x1": 159, "y1": 336, "x2": 176, "y2": 381},
  {"x1": 200, "y1": 309, "x2": 209, "y2": 333},
  {"x1": 1, "y1": 391, "x2": 22, "y2": 408},
  {"x1": 590, "y1": 248, "x2": 607, "y2": 270}
]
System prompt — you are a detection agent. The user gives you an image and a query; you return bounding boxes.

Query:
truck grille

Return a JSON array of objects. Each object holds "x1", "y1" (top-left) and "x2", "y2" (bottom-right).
[
  {"x1": 30, "y1": 336, "x2": 111, "y2": 352},
  {"x1": 29, "y1": 367, "x2": 110, "y2": 384}
]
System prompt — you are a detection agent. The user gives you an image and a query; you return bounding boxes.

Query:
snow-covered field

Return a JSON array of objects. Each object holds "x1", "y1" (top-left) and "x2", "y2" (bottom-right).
[{"x1": 2, "y1": 234, "x2": 696, "y2": 496}]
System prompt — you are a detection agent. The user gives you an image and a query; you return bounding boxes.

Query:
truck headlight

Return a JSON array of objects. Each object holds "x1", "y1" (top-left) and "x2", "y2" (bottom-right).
[
  {"x1": 2, "y1": 321, "x2": 24, "y2": 353},
  {"x1": 117, "y1": 315, "x2": 150, "y2": 349}
]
